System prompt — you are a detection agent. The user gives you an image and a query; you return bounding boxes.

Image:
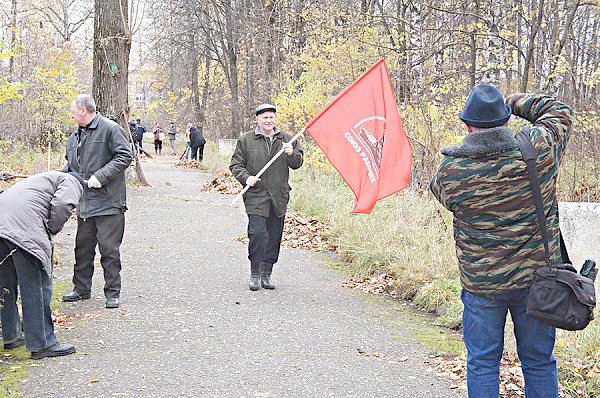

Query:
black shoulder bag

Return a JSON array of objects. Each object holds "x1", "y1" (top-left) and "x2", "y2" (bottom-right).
[{"x1": 515, "y1": 127, "x2": 596, "y2": 331}]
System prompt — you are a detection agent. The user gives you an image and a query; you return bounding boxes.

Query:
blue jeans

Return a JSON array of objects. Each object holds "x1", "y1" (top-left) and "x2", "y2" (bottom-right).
[
  {"x1": 461, "y1": 288, "x2": 558, "y2": 398},
  {"x1": 0, "y1": 239, "x2": 58, "y2": 351}
]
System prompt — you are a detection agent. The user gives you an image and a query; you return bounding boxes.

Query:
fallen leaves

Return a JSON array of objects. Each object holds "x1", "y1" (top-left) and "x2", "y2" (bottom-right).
[
  {"x1": 0, "y1": 172, "x2": 17, "y2": 182},
  {"x1": 0, "y1": 171, "x2": 29, "y2": 183},
  {"x1": 430, "y1": 353, "x2": 579, "y2": 397},
  {"x1": 201, "y1": 171, "x2": 241, "y2": 195},
  {"x1": 234, "y1": 211, "x2": 335, "y2": 252},
  {"x1": 280, "y1": 211, "x2": 336, "y2": 251},
  {"x1": 357, "y1": 348, "x2": 381, "y2": 357},
  {"x1": 53, "y1": 308, "x2": 100, "y2": 328},
  {"x1": 342, "y1": 273, "x2": 399, "y2": 299},
  {"x1": 174, "y1": 159, "x2": 206, "y2": 169}
]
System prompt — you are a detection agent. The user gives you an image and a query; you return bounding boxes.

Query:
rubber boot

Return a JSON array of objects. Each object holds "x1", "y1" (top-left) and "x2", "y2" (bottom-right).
[
  {"x1": 249, "y1": 262, "x2": 261, "y2": 291},
  {"x1": 261, "y1": 263, "x2": 275, "y2": 290}
]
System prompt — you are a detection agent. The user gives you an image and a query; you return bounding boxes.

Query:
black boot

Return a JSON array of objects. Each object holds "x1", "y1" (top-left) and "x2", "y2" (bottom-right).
[
  {"x1": 249, "y1": 262, "x2": 261, "y2": 291},
  {"x1": 261, "y1": 263, "x2": 275, "y2": 290}
]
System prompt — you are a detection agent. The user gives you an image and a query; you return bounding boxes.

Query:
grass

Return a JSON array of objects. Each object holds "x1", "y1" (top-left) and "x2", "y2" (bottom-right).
[
  {"x1": 0, "y1": 345, "x2": 30, "y2": 397},
  {"x1": 287, "y1": 159, "x2": 599, "y2": 397}
]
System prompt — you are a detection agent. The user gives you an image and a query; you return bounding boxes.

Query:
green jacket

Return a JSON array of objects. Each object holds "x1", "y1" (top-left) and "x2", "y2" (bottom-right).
[
  {"x1": 230, "y1": 127, "x2": 303, "y2": 218},
  {"x1": 429, "y1": 94, "x2": 573, "y2": 293}
]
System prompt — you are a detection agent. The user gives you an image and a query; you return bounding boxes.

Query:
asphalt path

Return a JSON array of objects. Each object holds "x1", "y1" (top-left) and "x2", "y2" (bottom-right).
[{"x1": 21, "y1": 156, "x2": 465, "y2": 398}]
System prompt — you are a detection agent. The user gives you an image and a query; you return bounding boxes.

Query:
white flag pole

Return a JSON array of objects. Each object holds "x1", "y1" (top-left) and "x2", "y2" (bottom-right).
[{"x1": 230, "y1": 127, "x2": 305, "y2": 206}]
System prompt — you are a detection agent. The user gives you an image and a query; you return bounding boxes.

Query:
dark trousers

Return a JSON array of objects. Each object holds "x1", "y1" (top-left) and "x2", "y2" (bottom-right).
[
  {"x1": 73, "y1": 213, "x2": 125, "y2": 298},
  {"x1": 190, "y1": 144, "x2": 205, "y2": 160},
  {"x1": 0, "y1": 239, "x2": 57, "y2": 351},
  {"x1": 247, "y1": 206, "x2": 285, "y2": 266}
]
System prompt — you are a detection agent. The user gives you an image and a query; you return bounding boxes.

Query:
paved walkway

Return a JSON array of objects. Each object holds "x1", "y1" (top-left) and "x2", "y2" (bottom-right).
[{"x1": 21, "y1": 157, "x2": 464, "y2": 398}]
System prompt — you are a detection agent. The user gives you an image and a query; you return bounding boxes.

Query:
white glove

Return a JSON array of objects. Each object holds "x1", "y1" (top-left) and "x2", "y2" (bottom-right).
[{"x1": 88, "y1": 175, "x2": 102, "y2": 189}]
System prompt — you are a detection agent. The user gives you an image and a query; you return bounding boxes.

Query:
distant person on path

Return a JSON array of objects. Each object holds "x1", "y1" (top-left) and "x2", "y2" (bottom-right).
[
  {"x1": 188, "y1": 123, "x2": 206, "y2": 161},
  {"x1": 230, "y1": 103, "x2": 303, "y2": 291},
  {"x1": 429, "y1": 84, "x2": 574, "y2": 398},
  {"x1": 182, "y1": 124, "x2": 191, "y2": 160},
  {"x1": 128, "y1": 119, "x2": 140, "y2": 154},
  {"x1": 168, "y1": 121, "x2": 177, "y2": 155},
  {"x1": 135, "y1": 118, "x2": 146, "y2": 150},
  {"x1": 62, "y1": 94, "x2": 134, "y2": 309},
  {"x1": 153, "y1": 123, "x2": 164, "y2": 155},
  {"x1": 0, "y1": 171, "x2": 82, "y2": 359}
]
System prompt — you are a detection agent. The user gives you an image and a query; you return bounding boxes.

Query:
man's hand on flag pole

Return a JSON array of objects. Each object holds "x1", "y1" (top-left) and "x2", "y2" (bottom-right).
[
  {"x1": 282, "y1": 142, "x2": 293, "y2": 155},
  {"x1": 246, "y1": 176, "x2": 260, "y2": 187}
]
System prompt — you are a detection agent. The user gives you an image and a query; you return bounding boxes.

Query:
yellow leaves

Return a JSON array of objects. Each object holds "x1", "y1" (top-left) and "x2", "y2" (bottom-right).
[
  {"x1": 428, "y1": 104, "x2": 441, "y2": 122},
  {"x1": 0, "y1": 44, "x2": 27, "y2": 105},
  {"x1": 146, "y1": 101, "x2": 160, "y2": 113},
  {"x1": 0, "y1": 81, "x2": 27, "y2": 105},
  {"x1": 28, "y1": 45, "x2": 83, "y2": 133}
]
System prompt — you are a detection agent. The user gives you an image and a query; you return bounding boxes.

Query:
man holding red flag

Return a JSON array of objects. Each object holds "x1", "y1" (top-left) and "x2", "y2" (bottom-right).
[
  {"x1": 230, "y1": 103, "x2": 304, "y2": 291},
  {"x1": 305, "y1": 59, "x2": 412, "y2": 213}
]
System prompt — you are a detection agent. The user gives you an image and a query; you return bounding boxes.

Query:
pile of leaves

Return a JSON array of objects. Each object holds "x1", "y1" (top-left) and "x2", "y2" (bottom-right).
[
  {"x1": 282, "y1": 211, "x2": 337, "y2": 251},
  {"x1": 0, "y1": 172, "x2": 29, "y2": 182},
  {"x1": 0, "y1": 172, "x2": 16, "y2": 182},
  {"x1": 235, "y1": 211, "x2": 335, "y2": 252},
  {"x1": 174, "y1": 159, "x2": 205, "y2": 169},
  {"x1": 341, "y1": 273, "x2": 399, "y2": 299},
  {"x1": 429, "y1": 353, "x2": 553, "y2": 397},
  {"x1": 201, "y1": 171, "x2": 241, "y2": 195},
  {"x1": 53, "y1": 308, "x2": 100, "y2": 328}
]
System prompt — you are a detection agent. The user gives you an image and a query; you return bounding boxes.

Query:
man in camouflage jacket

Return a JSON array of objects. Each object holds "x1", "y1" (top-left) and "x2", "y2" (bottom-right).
[{"x1": 430, "y1": 84, "x2": 573, "y2": 398}]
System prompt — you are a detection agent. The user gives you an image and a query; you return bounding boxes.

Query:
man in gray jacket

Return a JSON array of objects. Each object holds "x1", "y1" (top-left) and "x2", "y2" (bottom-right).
[
  {"x1": 62, "y1": 94, "x2": 133, "y2": 309},
  {"x1": 0, "y1": 171, "x2": 82, "y2": 359}
]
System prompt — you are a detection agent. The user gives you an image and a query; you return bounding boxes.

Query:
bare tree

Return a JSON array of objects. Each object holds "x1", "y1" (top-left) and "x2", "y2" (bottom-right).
[
  {"x1": 93, "y1": 0, "x2": 148, "y2": 185},
  {"x1": 8, "y1": 0, "x2": 17, "y2": 76},
  {"x1": 32, "y1": 0, "x2": 93, "y2": 43},
  {"x1": 521, "y1": 0, "x2": 545, "y2": 92},
  {"x1": 542, "y1": 0, "x2": 581, "y2": 94}
]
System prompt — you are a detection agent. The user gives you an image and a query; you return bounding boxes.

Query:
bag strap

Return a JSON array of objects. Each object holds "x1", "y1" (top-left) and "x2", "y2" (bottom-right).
[{"x1": 515, "y1": 126, "x2": 554, "y2": 267}]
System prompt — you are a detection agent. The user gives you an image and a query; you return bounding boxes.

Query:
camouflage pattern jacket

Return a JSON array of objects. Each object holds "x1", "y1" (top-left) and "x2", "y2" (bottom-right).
[{"x1": 429, "y1": 94, "x2": 574, "y2": 293}]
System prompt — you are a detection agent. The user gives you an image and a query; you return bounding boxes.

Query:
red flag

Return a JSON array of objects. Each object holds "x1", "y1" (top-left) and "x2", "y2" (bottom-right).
[{"x1": 305, "y1": 59, "x2": 412, "y2": 214}]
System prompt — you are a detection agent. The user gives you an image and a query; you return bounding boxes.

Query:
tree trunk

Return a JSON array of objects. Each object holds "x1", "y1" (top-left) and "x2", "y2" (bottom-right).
[
  {"x1": 521, "y1": 0, "x2": 545, "y2": 92},
  {"x1": 466, "y1": 0, "x2": 479, "y2": 88},
  {"x1": 93, "y1": 0, "x2": 148, "y2": 185},
  {"x1": 200, "y1": 52, "x2": 211, "y2": 127},
  {"x1": 224, "y1": 0, "x2": 241, "y2": 138},
  {"x1": 543, "y1": 0, "x2": 581, "y2": 94},
  {"x1": 190, "y1": 50, "x2": 203, "y2": 126},
  {"x1": 93, "y1": 0, "x2": 131, "y2": 120},
  {"x1": 9, "y1": 0, "x2": 17, "y2": 77}
]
